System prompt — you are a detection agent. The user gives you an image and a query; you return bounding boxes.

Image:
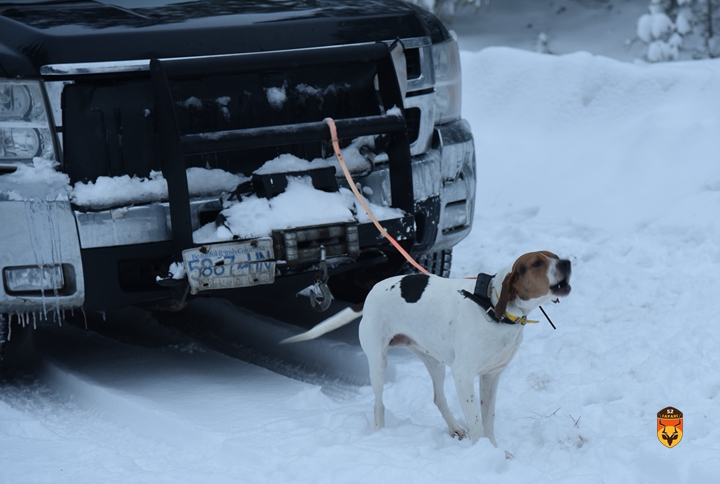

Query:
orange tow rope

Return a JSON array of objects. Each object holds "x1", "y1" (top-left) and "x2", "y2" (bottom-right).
[{"x1": 324, "y1": 117, "x2": 429, "y2": 275}]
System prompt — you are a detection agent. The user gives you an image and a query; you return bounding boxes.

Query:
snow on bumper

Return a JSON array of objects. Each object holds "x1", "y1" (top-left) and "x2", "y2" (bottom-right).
[{"x1": 71, "y1": 119, "x2": 475, "y2": 254}]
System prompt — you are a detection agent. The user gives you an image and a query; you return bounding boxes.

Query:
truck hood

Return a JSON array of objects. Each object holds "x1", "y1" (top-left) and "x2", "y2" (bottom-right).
[{"x1": 0, "y1": 0, "x2": 448, "y2": 77}]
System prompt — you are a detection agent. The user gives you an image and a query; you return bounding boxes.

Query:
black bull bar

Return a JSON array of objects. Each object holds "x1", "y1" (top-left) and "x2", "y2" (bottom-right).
[{"x1": 149, "y1": 42, "x2": 414, "y2": 260}]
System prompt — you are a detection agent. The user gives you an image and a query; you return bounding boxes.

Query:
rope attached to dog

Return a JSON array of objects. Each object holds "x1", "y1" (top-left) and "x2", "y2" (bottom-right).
[
  {"x1": 324, "y1": 118, "x2": 559, "y2": 329},
  {"x1": 324, "y1": 117, "x2": 429, "y2": 275}
]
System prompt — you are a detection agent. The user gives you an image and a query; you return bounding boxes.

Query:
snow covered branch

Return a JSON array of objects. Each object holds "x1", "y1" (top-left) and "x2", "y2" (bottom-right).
[
  {"x1": 407, "y1": 0, "x2": 490, "y2": 23},
  {"x1": 636, "y1": 0, "x2": 720, "y2": 61}
]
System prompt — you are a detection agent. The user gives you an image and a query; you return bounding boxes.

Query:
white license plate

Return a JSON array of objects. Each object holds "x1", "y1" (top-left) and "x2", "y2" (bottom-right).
[{"x1": 182, "y1": 239, "x2": 275, "y2": 294}]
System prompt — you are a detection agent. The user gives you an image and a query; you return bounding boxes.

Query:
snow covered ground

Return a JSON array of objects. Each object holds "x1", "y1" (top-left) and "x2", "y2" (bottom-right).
[{"x1": 3, "y1": 4, "x2": 720, "y2": 483}]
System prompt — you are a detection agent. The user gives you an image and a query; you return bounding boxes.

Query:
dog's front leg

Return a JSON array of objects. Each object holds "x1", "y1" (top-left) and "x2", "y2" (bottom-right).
[
  {"x1": 480, "y1": 372, "x2": 502, "y2": 447},
  {"x1": 452, "y1": 367, "x2": 483, "y2": 444}
]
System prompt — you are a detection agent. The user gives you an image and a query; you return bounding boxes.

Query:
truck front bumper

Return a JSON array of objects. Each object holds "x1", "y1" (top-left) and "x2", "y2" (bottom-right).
[{"x1": 0, "y1": 118, "x2": 474, "y2": 315}]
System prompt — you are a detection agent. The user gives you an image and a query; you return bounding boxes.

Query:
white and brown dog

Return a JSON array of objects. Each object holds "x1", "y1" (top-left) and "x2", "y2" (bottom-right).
[{"x1": 282, "y1": 251, "x2": 571, "y2": 445}]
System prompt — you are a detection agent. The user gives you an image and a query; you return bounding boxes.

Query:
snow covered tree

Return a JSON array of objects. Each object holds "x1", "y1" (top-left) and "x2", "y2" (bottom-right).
[
  {"x1": 636, "y1": 0, "x2": 683, "y2": 61},
  {"x1": 688, "y1": 0, "x2": 720, "y2": 57},
  {"x1": 407, "y1": 0, "x2": 490, "y2": 23},
  {"x1": 636, "y1": 0, "x2": 720, "y2": 60}
]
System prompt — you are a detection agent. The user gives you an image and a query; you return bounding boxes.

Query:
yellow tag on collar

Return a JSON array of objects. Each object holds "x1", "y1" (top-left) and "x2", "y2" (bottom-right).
[
  {"x1": 504, "y1": 312, "x2": 539, "y2": 325},
  {"x1": 491, "y1": 291, "x2": 539, "y2": 324}
]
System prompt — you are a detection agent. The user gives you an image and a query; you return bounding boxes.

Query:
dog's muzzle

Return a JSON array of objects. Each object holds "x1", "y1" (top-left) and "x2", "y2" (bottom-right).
[
  {"x1": 550, "y1": 259, "x2": 572, "y2": 297},
  {"x1": 550, "y1": 279, "x2": 571, "y2": 297}
]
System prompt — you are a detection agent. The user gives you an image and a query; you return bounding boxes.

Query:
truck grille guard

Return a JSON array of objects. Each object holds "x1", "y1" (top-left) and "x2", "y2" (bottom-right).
[{"x1": 149, "y1": 41, "x2": 414, "y2": 261}]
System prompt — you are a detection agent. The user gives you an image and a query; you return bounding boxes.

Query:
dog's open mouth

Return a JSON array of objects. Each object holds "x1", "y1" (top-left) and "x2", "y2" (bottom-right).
[{"x1": 550, "y1": 279, "x2": 571, "y2": 297}]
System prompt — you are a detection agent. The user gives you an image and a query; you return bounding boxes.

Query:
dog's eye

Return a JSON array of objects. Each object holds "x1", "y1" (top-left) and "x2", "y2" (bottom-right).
[{"x1": 532, "y1": 260, "x2": 543, "y2": 268}]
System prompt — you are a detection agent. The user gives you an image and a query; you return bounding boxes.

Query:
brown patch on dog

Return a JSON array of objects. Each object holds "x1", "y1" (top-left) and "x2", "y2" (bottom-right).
[
  {"x1": 494, "y1": 271, "x2": 517, "y2": 319},
  {"x1": 494, "y1": 251, "x2": 559, "y2": 318}
]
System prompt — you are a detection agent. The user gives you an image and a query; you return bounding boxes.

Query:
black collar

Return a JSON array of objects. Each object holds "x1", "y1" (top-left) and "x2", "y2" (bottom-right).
[{"x1": 459, "y1": 273, "x2": 520, "y2": 325}]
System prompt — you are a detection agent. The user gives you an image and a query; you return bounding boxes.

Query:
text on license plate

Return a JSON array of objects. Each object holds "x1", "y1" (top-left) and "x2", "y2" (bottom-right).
[{"x1": 182, "y1": 239, "x2": 275, "y2": 294}]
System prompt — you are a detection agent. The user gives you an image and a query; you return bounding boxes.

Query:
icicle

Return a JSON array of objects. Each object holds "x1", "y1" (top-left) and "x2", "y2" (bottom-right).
[
  {"x1": 24, "y1": 200, "x2": 48, "y2": 317},
  {"x1": 1, "y1": 314, "x2": 7, "y2": 343},
  {"x1": 23, "y1": 199, "x2": 67, "y2": 322},
  {"x1": 46, "y1": 200, "x2": 64, "y2": 322}
]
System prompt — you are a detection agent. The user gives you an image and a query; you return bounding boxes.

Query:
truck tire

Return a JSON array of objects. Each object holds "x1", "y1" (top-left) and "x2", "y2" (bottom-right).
[{"x1": 403, "y1": 249, "x2": 452, "y2": 278}]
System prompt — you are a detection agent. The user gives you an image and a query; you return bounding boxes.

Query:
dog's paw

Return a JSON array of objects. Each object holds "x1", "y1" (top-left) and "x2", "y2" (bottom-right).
[{"x1": 450, "y1": 427, "x2": 469, "y2": 440}]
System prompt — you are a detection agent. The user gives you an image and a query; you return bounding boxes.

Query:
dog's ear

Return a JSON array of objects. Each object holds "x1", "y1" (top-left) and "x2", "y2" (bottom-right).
[{"x1": 494, "y1": 271, "x2": 518, "y2": 318}]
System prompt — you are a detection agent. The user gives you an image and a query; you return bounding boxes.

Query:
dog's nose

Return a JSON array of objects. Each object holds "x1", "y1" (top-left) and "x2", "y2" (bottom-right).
[{"x1": 558, "y1": 259, "x2": 571, "y2": 278}]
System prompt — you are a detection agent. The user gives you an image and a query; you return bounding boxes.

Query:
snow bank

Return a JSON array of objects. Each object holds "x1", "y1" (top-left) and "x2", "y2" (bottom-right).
[
  {"x1": 460, "y1": 47, "x2": 720, "y2": 233},
  {"x1": 451, "y1": 48, "x2": 720, "y2": 481}
]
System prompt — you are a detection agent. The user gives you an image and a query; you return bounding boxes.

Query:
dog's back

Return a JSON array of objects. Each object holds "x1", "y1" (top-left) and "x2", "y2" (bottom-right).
[{"x1": 359, "y1": 274, "x2": 480, "y2": 364}]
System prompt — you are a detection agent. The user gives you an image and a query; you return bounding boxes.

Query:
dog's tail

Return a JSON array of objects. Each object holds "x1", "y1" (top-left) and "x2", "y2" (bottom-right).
[{"x1": 279, "y1": 307, "x2": 363, "y2": 344}]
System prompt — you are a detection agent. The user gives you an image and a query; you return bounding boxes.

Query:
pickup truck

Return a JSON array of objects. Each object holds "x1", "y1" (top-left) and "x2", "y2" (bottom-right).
[{"x1": 0, "y1": 0, "x2": 476, "y2": 355}]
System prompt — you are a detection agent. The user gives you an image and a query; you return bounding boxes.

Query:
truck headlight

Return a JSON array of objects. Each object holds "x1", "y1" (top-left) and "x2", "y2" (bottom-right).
[
  {"x1": 0, "y1": 80, "x2": 56, "y2": 164},
  {"x1": 432, "y1": 35, "x2": 462, "y2": 125}
]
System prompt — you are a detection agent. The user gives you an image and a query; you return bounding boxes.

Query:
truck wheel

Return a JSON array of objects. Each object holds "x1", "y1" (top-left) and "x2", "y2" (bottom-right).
[{"x1": 403, "y1": 249, "x2": 452, "y2": 278}]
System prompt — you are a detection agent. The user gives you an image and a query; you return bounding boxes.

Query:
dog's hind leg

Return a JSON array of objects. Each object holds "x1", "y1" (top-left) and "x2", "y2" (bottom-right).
[
  {"x1": 367, "y1": 349, "x2": 387, "y2": 431},
  {"x1": 359, "y1": 329, "x2": 388, "y2": 431},
  {"x1": 480, "y1": 372, "x2": 502, "y2": 447},
  {"x1": 412, "y1": 351, "x2": 467, "y2": 440}
]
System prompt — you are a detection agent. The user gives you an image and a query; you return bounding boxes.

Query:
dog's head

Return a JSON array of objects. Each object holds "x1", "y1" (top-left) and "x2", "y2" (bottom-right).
[{"x1": 494, "y1": 251, "x2": 571, "y2": 318}]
